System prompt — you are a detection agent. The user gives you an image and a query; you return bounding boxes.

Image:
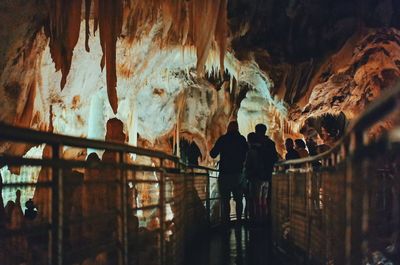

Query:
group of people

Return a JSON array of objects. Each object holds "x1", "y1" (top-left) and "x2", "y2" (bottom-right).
[
  {"x1": 284, "y1": 138, "x2": 309, "y2": 160},
  {"x1": 210, "y1": 121, "x2": 278, "y2": 224}
]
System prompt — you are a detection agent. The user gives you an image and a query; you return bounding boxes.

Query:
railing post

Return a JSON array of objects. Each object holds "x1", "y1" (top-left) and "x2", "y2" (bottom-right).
[
  {"x1": 183, "y1": 164, "x2": 187, "y2": 244},
  {"x1": 331, "y1": 153, "x2": 337, "y2": 167},
  {"x1": 51, "y1": 144, "x2": 63, "y2": 265},
  {"x1": 159, "y1": 159, "x2": 166, "y2": 265},
  {"x1": 118, "y1": 151, "x2": 128, "y2": 265},
  {"x1": 344, "y1": 131, "x2": 364, "y2": 265}
]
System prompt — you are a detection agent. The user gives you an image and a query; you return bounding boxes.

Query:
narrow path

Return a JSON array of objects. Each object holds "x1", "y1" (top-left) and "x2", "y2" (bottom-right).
[{"x1": 185, "y1": 224, "x2": 292, "y2": 265}]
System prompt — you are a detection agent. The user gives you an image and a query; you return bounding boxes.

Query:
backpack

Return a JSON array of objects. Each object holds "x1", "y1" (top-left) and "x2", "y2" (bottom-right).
[{"x1": 244, "y1": 145, "x2": 266, "y2": 181}]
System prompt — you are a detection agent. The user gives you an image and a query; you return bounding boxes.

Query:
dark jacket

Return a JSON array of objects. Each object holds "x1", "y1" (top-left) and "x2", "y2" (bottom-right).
[
  {"x1": 210, "y1": 131, "x2": 248, "y2": 174},
  {"x1": 258, "y1": 135, "x2": 278, "y2": 181},
  {"x1": 285, "y1": 149, "x2": 300, "y2": 160},
  {"x1": 244, "y1": 143, "x2": 264, "y2": 180}
]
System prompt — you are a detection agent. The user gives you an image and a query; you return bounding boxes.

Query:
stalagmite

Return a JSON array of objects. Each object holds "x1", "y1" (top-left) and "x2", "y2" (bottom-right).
[
  {"x1": 176, "y1": 93, "x2": 186, "y2": 158},
  {"x1": 87, "y1": 91, "x2": 105, "y2": 157},
  {"x1": 128, "y1": 99, "x2": 138, "y2": 160}
]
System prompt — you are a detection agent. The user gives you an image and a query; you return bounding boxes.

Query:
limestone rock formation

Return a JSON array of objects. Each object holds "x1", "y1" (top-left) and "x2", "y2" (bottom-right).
[{"x1": 0, "y1": 0, "x2": 399, "y2": 158}]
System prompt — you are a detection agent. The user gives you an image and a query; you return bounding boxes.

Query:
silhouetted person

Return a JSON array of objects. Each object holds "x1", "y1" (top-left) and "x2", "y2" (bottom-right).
[
  {"x1": 320, "y1": 112, "x2": 346, "y2": 146},
  {"x1": 244, "y1": 132, "x2": 268, "y2": 222},
  {"x1": 285, "y1": 138, "x2": 300, "y2": 160},
  {"x1": 305, "y1": 138, "x2": 322, "y2": 169},
  {"x1": 210, "y1": 121, "x2": 248, "y2": 224},
  {"x1": 306, "y1": 138, "x2": 317, "y2": 156},
  {"x1": 295, "y1": 139, "x2": 309, "y2": 158},
  {"x1": 254, "y1": 124, "x2": 278, "y2": 220},
  {"x1": 188, "y1": 141, "x2": 202, "y2": 166},
  {"x1": 4, "y1": 190, "x2": 24, "y2": 230},
  {"x1": 24, "y1": 199, "x2": 37, "y2": 220}
]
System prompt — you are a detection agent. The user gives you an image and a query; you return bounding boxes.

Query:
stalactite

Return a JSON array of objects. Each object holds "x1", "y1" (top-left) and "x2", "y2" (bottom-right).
[
  {"x1": 93, "y1": 0, "x2": 99, "y2": 34},
  {"x1": 192, "y1": 0, "x2": 221, "y2": 76},
  {"x1": 181, "y1": 1, "x2": 190, "y2": 45},
  {"x1": 49, "y1": 105, "x2": 54, "y2": 133},
  {"x1": 85, "y1": 0, "x2": 92, "y2": 52},
  {"x1": 47, "y1": 0, "x2": 82, "y2": 89},
  {"x1": 98, "y1": 0, "x2": 123, "y2": 114},
  {"x1": 47, "y1": 0, "x2": 229, "y2": 114},
  {"x1": 215, "y1": 0, "x2": 227, "y2": 77}
]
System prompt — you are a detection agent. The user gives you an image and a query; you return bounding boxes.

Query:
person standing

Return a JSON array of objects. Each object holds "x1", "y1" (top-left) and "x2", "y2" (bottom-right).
[
  {"x1": 210, "y1": 121, "x2": 248, "y2": 224},
  {"x1": 285, "y1": 138, "x2": 300, "y2": 160},
  {"x1": 295, "y1": 139, "x2": 309, "y2": 158},
  {"x1": 243, "y1": 132, "x2": 265, "y2": 221},
  {"x1": 188, "y1": 141, "x2": 202, "y2": 166},
  {"x1": 254, "y1": 124, "x2": 278, "y2": 220}
]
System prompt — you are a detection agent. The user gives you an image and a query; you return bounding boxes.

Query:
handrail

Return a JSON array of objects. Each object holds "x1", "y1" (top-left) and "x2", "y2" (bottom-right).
[
  {"x1": 276, "y1": 81, "x2": 400, "y2": 166},
  {"x1": 0, "y1": 122, "x2": 179, "y2": 162},
  {"x1": 179, "y1": 162, "x2": 219, "y2": 172},
  {"x1": 0, "y1": 122, "x2": 221, "y2": 173}
]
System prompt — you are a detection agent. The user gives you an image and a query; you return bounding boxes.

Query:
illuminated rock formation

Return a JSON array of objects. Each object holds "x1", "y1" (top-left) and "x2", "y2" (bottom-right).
[{"x1": 0, "y1": 0, "x2": 399, "y2": 158}]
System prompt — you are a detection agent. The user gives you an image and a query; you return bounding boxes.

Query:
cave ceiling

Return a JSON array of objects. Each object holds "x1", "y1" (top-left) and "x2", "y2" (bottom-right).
[{"x1": 1, "y1": 0, "x2": 400, "y2": 157}]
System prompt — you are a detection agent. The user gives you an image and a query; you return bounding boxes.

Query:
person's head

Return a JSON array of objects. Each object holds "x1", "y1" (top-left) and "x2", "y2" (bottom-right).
[
  {"x1": 295, "y1": 139, "x2": 306, "y2": 149},
  {"x1": 87, "y1": 152, "x2": 100, "y2": 163},
  {"x1": 25, "y1": 199, "x2": 35, "y2": 210},
  {"x1": 255, "y1": 123, "x2": 267, "y2": 136},
  {"x1": 247, "y1": 132, "x2": 257, "y2": 145},
  {"x1": 285, "y1": 138, "x2": 294, "y2": 150},
  {"x1": 227, "y1": 121, "x2": 239, "y2": 133},
  {"x1": 106, "y1": 118, "x2": 126, "y2": 142},
  {"x1": 320, "y1": 113, "x2": 340, "y2": 143},
  {"x1": 306, "y1": 138, "x2": 318, "y2": 155}
]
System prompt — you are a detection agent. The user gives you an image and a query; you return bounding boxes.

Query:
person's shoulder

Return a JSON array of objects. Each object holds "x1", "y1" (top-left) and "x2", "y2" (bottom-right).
[
  {"x1": 217, "y1": 134, "x2": 227, "y2": 142},
  {"x1": 262, "y1": 137, "x2": 276, "y2": 147},
  {"x1": 265, "y1": 137, "x2": 275, "y2": 145}
]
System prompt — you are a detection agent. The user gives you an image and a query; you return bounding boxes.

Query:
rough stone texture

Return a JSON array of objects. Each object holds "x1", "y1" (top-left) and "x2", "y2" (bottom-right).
[
  {"x1": 290, "y1": 28, "x2": 400, "y2": 135},
  {"x1": 0, "y1": 1, "x2": 399, "y2": 158}
]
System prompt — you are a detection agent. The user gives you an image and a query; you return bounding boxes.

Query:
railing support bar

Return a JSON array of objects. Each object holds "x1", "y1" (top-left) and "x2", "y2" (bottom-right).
[
  {"x1": 51, "y1": 144, "x2": 63, "y2": 265},
  {"x1": 206, "y1": 170, "x2": 211, "y2": 226},
  {"x1": 159, "y1": 159, "x2": 166, "y2": 265},
  {"x1": 118, "y1": 151, "x2": 128, "y2": 265}
]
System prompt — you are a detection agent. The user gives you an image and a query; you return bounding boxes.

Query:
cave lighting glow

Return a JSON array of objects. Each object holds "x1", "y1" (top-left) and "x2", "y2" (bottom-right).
[
  {"x1": 37, "y1": 21, "x2": 287, "y2": 148},
  {"x1": 1, "y1": 145, "x2": 45, "y2": 206},
  {"x1": 0, "y1": 19, "x2": 289, "y2": 213}
]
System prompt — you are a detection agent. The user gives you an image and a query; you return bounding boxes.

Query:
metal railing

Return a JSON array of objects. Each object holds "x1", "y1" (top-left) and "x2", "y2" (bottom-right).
[
  {"x1": 272, "y1": 83, "x2": 400, "y2": 264},
  {"x1": 0, "y1": 124, "x2": 220, "y2": 265}
]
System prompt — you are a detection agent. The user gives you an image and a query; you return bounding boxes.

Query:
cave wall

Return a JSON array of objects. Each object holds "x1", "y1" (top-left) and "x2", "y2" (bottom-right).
[
  {"x1": 229, "y1": 0, "x2": 400, "y2": 109},
  {"x1": 293, "y1": 28, "x2": 400, "y2": 124},
  {"x1": 0, "y1": 1, "x2": 46, "y2": 129},
  {"x1": 1, "y1": 0, "x2": 400, "y2": 160}
]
